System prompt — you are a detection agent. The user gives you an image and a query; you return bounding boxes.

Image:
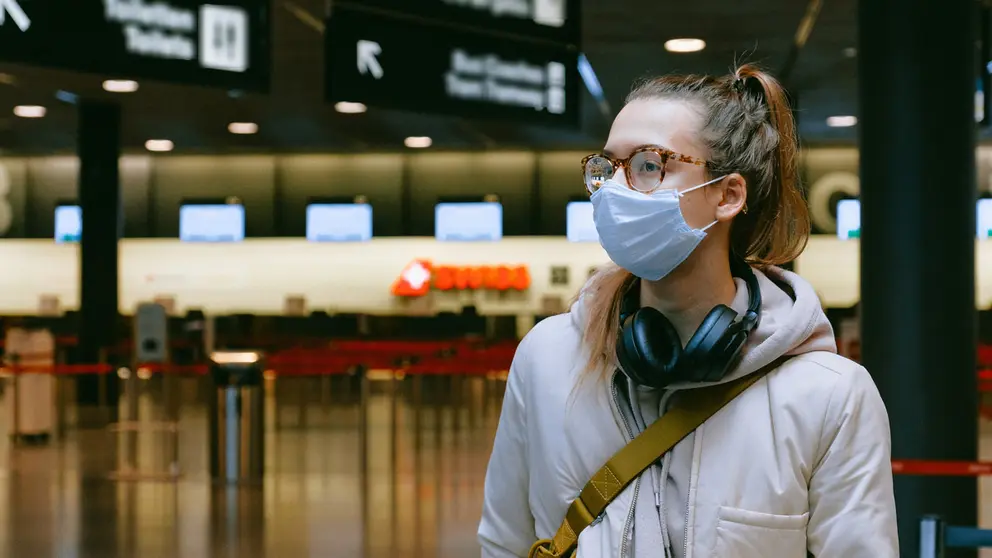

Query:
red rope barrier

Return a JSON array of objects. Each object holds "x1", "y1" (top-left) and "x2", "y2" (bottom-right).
[{"x1": 892, "y1": 460, "x2": 992, "y2": 476}]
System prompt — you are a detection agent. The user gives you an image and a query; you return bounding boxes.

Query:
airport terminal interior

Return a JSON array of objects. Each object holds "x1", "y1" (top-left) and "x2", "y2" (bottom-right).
[{"x1": 2, "y1": 0, "x2": 992, "y2": 556}]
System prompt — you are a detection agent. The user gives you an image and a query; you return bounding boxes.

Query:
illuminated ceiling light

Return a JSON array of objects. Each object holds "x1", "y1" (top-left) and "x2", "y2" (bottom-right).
[
  {"x1": 404, "y1": 136, "x2": 432, "y2": 148},
  {"x1": 145, "y1": 139, "x2": 174, "y2": 152},
  {"x1": 13, "y1": 105, "x2": 46, "y2": 118},
  {"x1": 102, "y1": 79, "x2": 139, "y2": 93},
  {"x1": 826, "y1": 115, "x2": 858, "y2": 128},
  {"x1": 664, "y1": 38, "x2": 706, "y2": 53},
  {"x1": 842, "y1": 47, "x2": 857, "y2": 58},
  {"x1": 335, "y1": 101, "x2": 367, "y2": 114},
  {"x1": 228, "y1": 122, "x2": 259, "y2": 134}
]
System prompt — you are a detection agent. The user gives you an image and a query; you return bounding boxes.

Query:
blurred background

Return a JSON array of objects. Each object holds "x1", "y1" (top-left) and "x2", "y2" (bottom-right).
[{"x1": 0, "y1": 0, "x2": 991, "y2": 556}]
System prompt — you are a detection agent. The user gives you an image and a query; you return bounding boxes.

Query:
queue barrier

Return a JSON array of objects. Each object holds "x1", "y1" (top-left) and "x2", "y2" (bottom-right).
[
  {"x1": 892, "y1": 460, "x2": 992, "y2": 476},
  {"x1": 8, "y1": 350, "x2": 992, "y2": 493},
  {"x1": 920, "y1": 516, "x2": 992, "y2": 557}
]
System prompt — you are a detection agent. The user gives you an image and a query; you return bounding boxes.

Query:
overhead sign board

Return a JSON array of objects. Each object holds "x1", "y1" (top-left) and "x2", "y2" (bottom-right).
[
  {"x1": 325, "y1": 6, "x2": 580, "y2": 126},
  {"x1": 341, "y1": 0, "x2": 580, "y2": 45},
  {"x1": 0, "y1": 0, "x2": 271, "y2": 92}
]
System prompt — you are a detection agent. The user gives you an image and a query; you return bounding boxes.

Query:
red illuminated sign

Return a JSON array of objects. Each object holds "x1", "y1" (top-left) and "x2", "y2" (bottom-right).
[{"x1": 391, "y1": 259, "x2": 531, "y2": 297}]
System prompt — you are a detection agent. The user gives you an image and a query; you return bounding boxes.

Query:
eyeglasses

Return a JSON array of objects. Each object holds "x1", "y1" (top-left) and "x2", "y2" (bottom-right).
[{"x1": 581, "y1": 147, "x2": 709, "y2": 194}]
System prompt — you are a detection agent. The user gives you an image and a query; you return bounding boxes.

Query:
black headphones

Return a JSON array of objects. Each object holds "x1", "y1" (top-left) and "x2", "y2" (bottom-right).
[{"x1": 616, "y1": 256, "x2": 762, "y2": 389}]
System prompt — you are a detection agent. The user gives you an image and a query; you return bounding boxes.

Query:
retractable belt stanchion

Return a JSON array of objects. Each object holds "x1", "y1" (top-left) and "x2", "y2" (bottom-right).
[
  {"x1": 208, "y1": 350, "x2": 265, "y2": 485},
  {"x1": 919, "y1": 516, "x2": 992, "y2": 557},
  {"x1": 359, "y1": 363, "x2": 371, "y2": 558},
  {"x1": 109, "y1": 302, "x2": 181, "y2": 482},
  {"x1": 10, "y1": 352, "x2": 19, "y2": 445}
]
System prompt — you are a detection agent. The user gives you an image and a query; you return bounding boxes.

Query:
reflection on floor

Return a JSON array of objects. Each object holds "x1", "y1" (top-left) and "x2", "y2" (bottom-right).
[
  {"x1": 0, "y1": 374, "x2": 989, "y2": 557},
  {"x1": 0, "y1": 374, "x2": 503, "y2": 558}
]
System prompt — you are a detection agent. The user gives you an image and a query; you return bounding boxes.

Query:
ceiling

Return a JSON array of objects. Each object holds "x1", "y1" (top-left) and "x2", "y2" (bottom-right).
[{"x1": 0, "y1": 0, "x2": 870, "y2": 155}]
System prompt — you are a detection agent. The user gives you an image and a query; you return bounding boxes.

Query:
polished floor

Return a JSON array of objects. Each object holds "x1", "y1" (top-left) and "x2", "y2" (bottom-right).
[
  {"x1": 0, "y1": 374, "x2": 989, "y2": 558},
  {"x1": 0, "y1": 374, "x2": 502, "y2": 558}
]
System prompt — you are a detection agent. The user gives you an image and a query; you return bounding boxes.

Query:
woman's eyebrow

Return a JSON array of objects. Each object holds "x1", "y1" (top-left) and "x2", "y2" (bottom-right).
[{"x1": 602, "y1": 144, "x2": 671, "y2": 159}]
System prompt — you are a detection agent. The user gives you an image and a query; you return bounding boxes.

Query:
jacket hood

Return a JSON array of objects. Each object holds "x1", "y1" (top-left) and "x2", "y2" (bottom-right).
[{"x1": 568, "y1": 264, "x2": 837, "y2": 388}]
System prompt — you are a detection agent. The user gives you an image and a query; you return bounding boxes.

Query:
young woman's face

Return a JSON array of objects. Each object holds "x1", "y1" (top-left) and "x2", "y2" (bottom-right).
[{"x1": 602, "y1": 98, "x2": 724, "y2": 231}]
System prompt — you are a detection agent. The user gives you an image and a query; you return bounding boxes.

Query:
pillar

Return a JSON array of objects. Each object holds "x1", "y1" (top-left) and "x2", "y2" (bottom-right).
[
  {"x1": 858, "y1": 0, "x2": 979, "y2": 556},
  {"x1": 75, "y1": 101, "x2": 123, "y2": 419}
]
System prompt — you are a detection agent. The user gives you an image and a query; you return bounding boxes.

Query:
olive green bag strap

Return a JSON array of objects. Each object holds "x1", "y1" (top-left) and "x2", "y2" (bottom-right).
[{"x1": 528, "y1": 356, "x2": 790, "y2": 558}]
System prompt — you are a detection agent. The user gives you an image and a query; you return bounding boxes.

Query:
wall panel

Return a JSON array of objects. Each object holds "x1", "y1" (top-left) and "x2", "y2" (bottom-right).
[
  {"x1": 26, "y1": 156, "x2": 77, "y2": 238},
  {"x1": 278, "y1": 153, "x2": 405, "y2": 237},
  {"x1": 0, "y1": 158, "x2": 28, "y2": 238},
  {"x1": 406, "y1": 152, "x2": 537, "y2": 236},
  {"x1": 8, "y1": 146, "x2": 989, "y2": 240},
  {"x1": 537, "y1": 151, "x2": 588, "y2": 235},
  {"x1": 151, "y1": 155, "x2": 277, "y2": 237}
]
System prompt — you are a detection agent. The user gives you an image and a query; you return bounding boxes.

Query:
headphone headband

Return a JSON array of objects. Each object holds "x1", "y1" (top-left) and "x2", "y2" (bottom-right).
[
  {"x1": 615, "y1": 256, "x2": 763, "y2": 388},
  {"x1": 730, "y1": 256, "x2": 762, "y2": 335},
  {"x1": 621, "y1": 257, "x2": 761, "y2": 330}
]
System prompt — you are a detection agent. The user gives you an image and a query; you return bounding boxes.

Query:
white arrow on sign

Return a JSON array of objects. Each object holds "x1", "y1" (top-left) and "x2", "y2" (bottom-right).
[
  {"x1": 0, "y1": 0, "x2": 30, "y2": 31},
  {"x1": 357, "y1": 40, "x2": 383, "y2": 79}
]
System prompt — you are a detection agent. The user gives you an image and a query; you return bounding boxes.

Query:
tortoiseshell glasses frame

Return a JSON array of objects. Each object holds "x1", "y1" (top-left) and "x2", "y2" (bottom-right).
[{"x1": 580, "y1": 147, "x2": 710, "y2": 194}]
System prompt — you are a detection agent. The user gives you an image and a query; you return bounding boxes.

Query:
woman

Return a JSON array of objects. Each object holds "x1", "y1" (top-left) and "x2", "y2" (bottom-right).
[{"x1": 478, "y1": 64, "x2": 898, "y2": 557}]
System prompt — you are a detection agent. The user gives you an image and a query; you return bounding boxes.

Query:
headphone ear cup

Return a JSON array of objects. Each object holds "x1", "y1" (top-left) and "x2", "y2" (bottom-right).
[
  {"x1": 703, "y1": 324, "x2": 749, "y2": 382},
  {"x1": 681, "y1": 305, "x2": 738, "y2": 382},
  {"x1": 617, "y1": 307, "x2": 683, "y2": 389}
]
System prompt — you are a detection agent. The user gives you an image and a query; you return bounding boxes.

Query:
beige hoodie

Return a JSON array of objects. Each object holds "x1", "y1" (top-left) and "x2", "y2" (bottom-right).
[
  {"x1": 479, "y1": 264, "x2": 898, "y2": 558},
  {"x1": 598, "y1": 265, "x2": 838, "y2": 557}
]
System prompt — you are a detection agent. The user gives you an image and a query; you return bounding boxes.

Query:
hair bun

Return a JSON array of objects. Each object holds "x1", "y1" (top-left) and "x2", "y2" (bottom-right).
[{"x1": 733, "y1": 71, "x2": 767, "y2": 103}]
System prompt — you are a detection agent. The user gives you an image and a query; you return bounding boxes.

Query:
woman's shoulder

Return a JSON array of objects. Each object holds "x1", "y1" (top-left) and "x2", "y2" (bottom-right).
[
  {"x1": 772, "y1": 351, "x2": 889, "y2": 438},
  {"x1": 779, "y1": 351, "x2": 879, "y2": 397},
  {"x1": 509, "y1": 310, "x2": 589, "y2": 387}
]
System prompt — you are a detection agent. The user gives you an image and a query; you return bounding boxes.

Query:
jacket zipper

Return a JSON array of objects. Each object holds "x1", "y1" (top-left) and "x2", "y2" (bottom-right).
[
  {"x1": 682, "y1": 488, "x2": 690, "y2": 558},
  {"x1": 679, "y1": 391, "x2": 695, "y2": 558},
  {"x1": 610, "y1": 370, "x2": 638, "y2": 558}
]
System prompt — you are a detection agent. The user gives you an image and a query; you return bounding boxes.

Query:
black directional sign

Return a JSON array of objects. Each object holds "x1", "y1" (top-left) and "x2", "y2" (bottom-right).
[
  {"x1": 343, "y1": 0, "x2": 580, "y2": 46},
  {"x1": 325, "y1": 2, "x2": 581, "y2": 127},
  {"x1": 0, "y1": 0, "x2": 271, "y2": 92}
]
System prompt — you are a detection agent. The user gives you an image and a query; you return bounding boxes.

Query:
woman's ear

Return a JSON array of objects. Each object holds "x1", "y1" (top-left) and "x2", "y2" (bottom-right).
[{"x1": 715, "y1": 173, "x2": 747, "y2": 221}]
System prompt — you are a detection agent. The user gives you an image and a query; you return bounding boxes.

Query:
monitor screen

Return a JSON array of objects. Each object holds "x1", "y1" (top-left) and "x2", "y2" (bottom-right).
[
  {"x1": 306, "y1": 203, "x2": 373, "y2": 242},
  {"x1": 179, "y1": 204, "x2": 245, "y2": 242},
  {"x1": 566, "y1": 201, "x2": 598, "y2": 242},
  {"x1": 434, "y1": 202, "x2": 503, "y2": 241},
  {"x1": 54, "y1": 205, "x2": 81, "y2": 243},
  {"x1": 836, "y1": 199, "x2": 860, "y2": 240},
  {"x1": 836, "y1": 199, "x2": 992, "y2": 240},
  {"x1": 979, "y1": 199, "x2": 992, "y2": 239}
]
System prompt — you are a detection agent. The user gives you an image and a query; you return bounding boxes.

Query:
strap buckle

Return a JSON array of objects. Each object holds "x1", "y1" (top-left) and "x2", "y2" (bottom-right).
[{"x1": 528, "y1": 539, "x2": 559, "y2": 558}]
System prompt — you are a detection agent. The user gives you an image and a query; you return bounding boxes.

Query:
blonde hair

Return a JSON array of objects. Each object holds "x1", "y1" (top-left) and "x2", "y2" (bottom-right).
[{"x1": 577, "y1": 63, "x2": 810, "y2": 382}]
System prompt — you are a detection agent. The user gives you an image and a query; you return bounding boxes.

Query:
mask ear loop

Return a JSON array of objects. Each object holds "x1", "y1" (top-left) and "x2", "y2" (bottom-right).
[
  {"x1": 675, "y1": 175, "x2": 727, "y2": 233},
  {"x1": 674, "y1": 174, "x2": 728, "y2": 197}
]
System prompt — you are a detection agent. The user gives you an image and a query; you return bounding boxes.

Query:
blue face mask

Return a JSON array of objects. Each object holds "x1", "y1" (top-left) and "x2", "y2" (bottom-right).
[{"x1": 590, "y1": 176, "x2": 725, "y2": 281}]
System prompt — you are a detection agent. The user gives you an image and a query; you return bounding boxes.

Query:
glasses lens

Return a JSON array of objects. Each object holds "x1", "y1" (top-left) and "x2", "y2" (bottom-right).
[
  {"x1": 629, "y1": 151, "x2": 666, "y2": 192},
  {"x1": 584, "y1": 156, "x2": 614, "y2": 193}
]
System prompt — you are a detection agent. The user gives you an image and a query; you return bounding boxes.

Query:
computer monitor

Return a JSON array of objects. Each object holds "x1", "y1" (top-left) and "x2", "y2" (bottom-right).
[
  {"x1": 434, "y1": 201, "x2": 503, "y2": 241},
  {"x1": 566, "y1": 200, "x2": 598, "y2": 242},
  {"x1": 978, "y1": 199, "x2": 992, "y2": 239},
  {"x1": 835, "y1": 199, "x2": 860, "y2": 240},
  {"x1": 306, "y1": 203, "x2": 373, "y2": 242},
  {"x1": 836, "y1": 199, "x2": 992, "y2": 240},
  {"x1": 54, "y1": 204, "x2": 81, "y2": 243},
  {"x1": 179, "y1": 203, "x2": 245, "y2": 242}
]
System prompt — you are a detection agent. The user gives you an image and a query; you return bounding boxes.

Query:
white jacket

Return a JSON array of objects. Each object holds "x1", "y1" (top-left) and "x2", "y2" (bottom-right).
[{"x1": 478, "y1": 265, "x2": 898, "y2": 557}]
